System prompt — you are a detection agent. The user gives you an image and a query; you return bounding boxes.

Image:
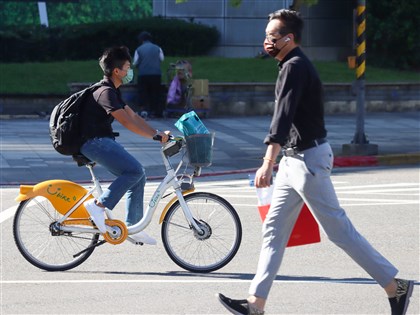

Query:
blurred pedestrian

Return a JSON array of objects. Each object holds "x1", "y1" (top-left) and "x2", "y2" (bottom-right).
[
  {"x1": 217, "y1": 9, "x2": 413, "y2": 315},
  {"x1": 133, "y1": 31, "x2": 164, "y2": 118}
]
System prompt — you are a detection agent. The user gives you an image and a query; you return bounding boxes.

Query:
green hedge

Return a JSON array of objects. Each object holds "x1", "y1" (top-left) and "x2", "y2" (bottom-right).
[
  {"x1": 366, "y1": 0, "x2": 420, "y2": 70},
  {"x1": 0, "y1": 17, "x2": 220, "y2": 62}
]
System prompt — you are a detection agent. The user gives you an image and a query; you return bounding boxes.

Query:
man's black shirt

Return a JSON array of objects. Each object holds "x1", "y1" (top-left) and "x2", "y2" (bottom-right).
[
  {"x1": 80, "y1": 77, "x2": 126, "y2": 142},
  {"x1": 264, "y1": 47, "x2": 327, "y2": 148}
]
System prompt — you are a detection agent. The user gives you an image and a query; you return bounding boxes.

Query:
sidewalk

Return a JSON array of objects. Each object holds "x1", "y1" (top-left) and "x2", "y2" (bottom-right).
[{"x1": 0, "y1": 111, "x2": 419, "y2": 185}]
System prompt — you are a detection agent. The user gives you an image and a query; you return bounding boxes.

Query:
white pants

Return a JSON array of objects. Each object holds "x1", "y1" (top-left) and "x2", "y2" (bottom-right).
[{"x1": 249, "y1": 142, "x2": 398, "y2": 299}]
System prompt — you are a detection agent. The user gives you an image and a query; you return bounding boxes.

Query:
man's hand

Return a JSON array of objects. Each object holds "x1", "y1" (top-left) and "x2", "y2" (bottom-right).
[
  {"x1": 155, "y1": 130, "x2": 171, "y2": 143},
  {"x1": 255, "y1": 163, "x2": 273, "y2": 188}
]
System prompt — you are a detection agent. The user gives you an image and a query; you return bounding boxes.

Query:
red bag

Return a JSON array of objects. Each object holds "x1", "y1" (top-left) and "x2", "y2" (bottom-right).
[{"x1": 257, "y1": 186, "x2": 321, "y2": 247}]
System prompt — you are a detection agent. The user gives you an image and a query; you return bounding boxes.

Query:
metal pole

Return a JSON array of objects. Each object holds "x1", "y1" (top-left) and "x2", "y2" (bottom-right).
[
  {"x1": 37, "y1": 2, "x2": 49, "y2": 27},
  {"x1": 352, "y1": 0, "x2": 367, "y2": 144}
]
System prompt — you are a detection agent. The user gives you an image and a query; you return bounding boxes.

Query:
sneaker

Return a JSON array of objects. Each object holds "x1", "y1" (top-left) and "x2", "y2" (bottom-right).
[
  {"x1": 84, "y1": 199, "x2": 107, "y2": 234},
  {"x1": 130, "y1": 231, "x2": 157, "y2": 245},
  {"x1": 216, "y1": 293, "x2": 264, "y2": 315},
  {"x1": 389, "y1": 278, "x2": 414, "y2": 315}
]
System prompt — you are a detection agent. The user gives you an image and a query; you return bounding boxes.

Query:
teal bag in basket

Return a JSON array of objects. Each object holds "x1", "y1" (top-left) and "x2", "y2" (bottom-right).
[{"x1": 175, "y1": 111, "x2": 209, "y2": 136}]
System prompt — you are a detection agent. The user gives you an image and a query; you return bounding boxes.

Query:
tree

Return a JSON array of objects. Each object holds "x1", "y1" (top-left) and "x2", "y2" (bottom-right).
[
  {"x1": 175, "y1": 0, "x2": 318, "y2": 9},
  {"x1": 0, "y1": 0, "x2": 152, "y2": 27},
  {"x1": 366, "y1": 0, "x2": 419, "y2": 69},
  {"x1": 289, "y1": 0, "x2": 319, "y2": 10}
]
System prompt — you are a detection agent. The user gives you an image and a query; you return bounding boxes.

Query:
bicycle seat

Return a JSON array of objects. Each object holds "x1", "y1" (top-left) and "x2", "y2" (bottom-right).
[{"x1": 72, "y1": 154, "x2": 94, "y2": 167}]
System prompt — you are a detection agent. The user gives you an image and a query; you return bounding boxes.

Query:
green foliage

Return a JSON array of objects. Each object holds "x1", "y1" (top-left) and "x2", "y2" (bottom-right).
[
  {"x1": 0, "y1": 18, "x2": 220, "y2": 62},
  {"x1": 0, "y1": 2, "x2": 39, "y2": 26},
  {"x1": 0, "y1": 0, "x2": 152, "y2": 27},
  {"x1": 229, "y1": 0, "x2": 243, "y2": 7},
  {"x1": 366, "y1": 0, "x2": 420, "y2": 70},
  {"x1": 289, "y1": 0, "x2": 319, "y2": 10}
]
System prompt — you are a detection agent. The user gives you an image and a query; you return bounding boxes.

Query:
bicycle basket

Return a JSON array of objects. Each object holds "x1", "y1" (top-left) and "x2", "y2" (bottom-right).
[{"x1": 185, "y1": 133, "x2": 215, "y2": 167}]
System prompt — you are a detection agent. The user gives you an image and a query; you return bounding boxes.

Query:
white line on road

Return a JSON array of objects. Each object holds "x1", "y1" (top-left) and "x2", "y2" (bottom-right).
[
  {"x1": 334, "y1": 183, "x2": 418, "y2": 190},
  {"x1": 0, "y1": 206, "x2": 16, "y2": 224},
  {"x1": 0, "y1": 279, "x2": 379, "y2": 285},
  {"x1": 3, "y1": 278, "x2": 419, "y2": 286}
]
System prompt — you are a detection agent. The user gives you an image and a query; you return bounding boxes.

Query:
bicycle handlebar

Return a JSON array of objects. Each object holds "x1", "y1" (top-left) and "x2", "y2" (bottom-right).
[{"x1": 152, "y1": 134, "x2": 175, "y2": 142}]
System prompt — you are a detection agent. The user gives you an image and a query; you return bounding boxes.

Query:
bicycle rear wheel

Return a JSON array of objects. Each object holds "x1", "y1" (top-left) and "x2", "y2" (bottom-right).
[
  {"x1": 13, "y1": 196, "x2": 99, "y2": 271},
  {"x1": 161, "y1": 192, "x2": 242, "y2": 273}
]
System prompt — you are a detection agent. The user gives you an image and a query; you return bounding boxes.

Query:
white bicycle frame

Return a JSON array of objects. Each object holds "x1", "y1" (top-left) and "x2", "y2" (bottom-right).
[{"x1": 57, "y1": 139, "x2": 203, "y2": 240}]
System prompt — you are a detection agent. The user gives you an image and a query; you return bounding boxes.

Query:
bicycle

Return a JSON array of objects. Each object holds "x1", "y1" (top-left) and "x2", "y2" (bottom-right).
[{"x1": 13, "y1": 134, "x2": 242, "y2": 273}]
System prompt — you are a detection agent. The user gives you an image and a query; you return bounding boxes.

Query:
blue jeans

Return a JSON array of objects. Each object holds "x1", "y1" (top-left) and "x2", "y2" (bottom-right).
[{"x1": 80, "y1": 137, "x2": 146, "y2": 226}]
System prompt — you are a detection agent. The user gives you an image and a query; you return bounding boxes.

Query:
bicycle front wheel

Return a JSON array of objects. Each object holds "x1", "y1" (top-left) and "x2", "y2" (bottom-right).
[
  {"x1": 161, "y1": 192, "x2": 242, "y2": 273},
  {"x1": 13, "y1": 196, "x2": 99, "y2": 271}
]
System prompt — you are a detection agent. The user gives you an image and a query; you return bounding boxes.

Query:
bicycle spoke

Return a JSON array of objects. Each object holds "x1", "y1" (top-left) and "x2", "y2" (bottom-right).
[
  {"x1": 13, "y1": 197, "x2": 99, "y2": 271},
  {"x1": 162, "y1": 192, "x2": 241, "y2": 273}
]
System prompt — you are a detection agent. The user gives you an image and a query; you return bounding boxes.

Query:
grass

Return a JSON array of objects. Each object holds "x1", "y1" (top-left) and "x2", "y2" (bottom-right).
[{"x1": 0, "y1": 57, "x2": 418, "y2": 95}]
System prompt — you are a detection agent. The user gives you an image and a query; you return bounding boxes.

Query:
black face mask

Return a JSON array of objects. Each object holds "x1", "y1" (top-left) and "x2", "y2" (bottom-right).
[{"x1": 263, "y1": 38, "x2": 280, "y2": 58}]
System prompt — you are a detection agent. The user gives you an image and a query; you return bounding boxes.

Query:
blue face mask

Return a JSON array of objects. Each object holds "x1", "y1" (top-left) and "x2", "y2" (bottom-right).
[{"x1": 121, "y1": 68, "x2": 133, "y2": 85}]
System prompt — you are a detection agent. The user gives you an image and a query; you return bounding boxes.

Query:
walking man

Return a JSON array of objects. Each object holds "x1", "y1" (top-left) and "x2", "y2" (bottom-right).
[
  {"x1": 133, "y1": 31, "x2": 164, "y2": 117},
  {"x1": 217, "y1": 9, "x2": 413, "y2": 315}
]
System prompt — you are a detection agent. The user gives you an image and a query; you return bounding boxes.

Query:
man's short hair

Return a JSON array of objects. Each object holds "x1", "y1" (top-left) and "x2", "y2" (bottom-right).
[
  {"x1": 138, "y1": 31, "x2": 152, "y2": 43},
  {"x1": 99, "y1": 46, "x2": 132, "y2": 77},
  {"x1": 268, "y1": 9, "x2": 304, "y2": 43}
]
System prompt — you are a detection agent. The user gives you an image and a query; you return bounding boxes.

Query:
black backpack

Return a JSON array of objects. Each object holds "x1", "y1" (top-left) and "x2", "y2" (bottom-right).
[{"x1": 49, "y1": 82, "x2": 104, "y2": 155}]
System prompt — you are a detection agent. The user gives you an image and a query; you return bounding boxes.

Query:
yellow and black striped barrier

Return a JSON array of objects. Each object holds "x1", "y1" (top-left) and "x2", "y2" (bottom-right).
[{"x1": 356, "y1": 1, "x2": 366, "y2": 80}]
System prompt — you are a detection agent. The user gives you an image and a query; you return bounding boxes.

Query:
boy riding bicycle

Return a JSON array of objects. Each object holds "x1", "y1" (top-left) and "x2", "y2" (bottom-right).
[{"x1": 80, "y1": 46, "x2": 169, "y2": 244}]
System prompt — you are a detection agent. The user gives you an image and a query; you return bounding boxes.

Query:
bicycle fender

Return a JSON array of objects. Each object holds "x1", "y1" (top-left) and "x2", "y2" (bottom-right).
[
  {"x1": 15, "y1": 180, "x2": 92, "y2": 218},
  {"x1": 158, "y1": 189, "x2": 195, "y2": 224}
]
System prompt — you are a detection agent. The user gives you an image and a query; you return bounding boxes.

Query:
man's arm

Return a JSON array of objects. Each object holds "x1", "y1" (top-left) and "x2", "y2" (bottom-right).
[
  {"x1": 132, "y1": 50, "x2": 139, "y2": 66},
  {"x1": 264, "y1": 60, "x2": 305, "y2": 145},
  {"x1": 111, "y1": 105, "x2": 168, "y2": 142},
  {"x1": 159, "y1": 48, "x2": 164, "y2": 62}
]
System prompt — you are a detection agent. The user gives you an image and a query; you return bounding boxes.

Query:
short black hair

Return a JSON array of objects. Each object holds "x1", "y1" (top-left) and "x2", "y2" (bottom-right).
[
  {"x1": 138, "y1": 31, "x2": 152, "y2": 43},
  {"x1": 99, "y1": 46, "x2": 132, "y2": 77},
  {"x1": 268, "y1": 9, "x2": 303, "y2": 43}
]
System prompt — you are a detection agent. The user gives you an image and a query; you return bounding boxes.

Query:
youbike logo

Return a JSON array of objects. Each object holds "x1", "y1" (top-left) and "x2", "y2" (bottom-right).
[
  {"x1": 149, "y1": 190, "x2": 161, "y2": 208},
  {"x1": 46, "y1": 185, "x2": 77, "y2": 203}
]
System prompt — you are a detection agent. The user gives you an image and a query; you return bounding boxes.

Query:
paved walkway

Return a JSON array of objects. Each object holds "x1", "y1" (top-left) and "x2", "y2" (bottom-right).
[{"x1": 0, "y1": 111, "x2": 419, "y2": 185}]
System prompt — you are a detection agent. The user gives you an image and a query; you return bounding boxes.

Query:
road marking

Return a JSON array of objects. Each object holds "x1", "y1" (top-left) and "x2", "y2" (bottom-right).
[
  {"x1": 2, "y1": 182, "x2": 418, "y2": 224},
  {"x1": 341, "y1": 202, "x2": 418, "y2": 207},
  {"x1": 0, "y1": 279, "x2": 379, "y2": 285},
  {"x1": 334, "y1": 183, "x2": 418, "y2": 190},
  {"x1": 2, "y1": 278, "x2": 418, "y2": 286},
  {"x1": 0, "y1": 206, "x2": 16, "y2": 224},
  {"x1": 337, "y1": 188, "x2": 419, "y2": 194}
]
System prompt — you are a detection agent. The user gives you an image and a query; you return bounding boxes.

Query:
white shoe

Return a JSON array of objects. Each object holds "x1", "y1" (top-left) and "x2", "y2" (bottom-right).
[
  {"x1": 130, "y1": 231, "x2": 157, "y2": 245},
  {"x1": 84, "y1": 199, "x2": 107, "y2": 234}
]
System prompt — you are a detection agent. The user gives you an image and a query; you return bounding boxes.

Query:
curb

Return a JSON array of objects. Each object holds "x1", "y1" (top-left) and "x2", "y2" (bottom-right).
[
  {"x1": 376, "y1": 153, "x2": 420, "y2": 166},
  {"x1": 147, "y1": 153, "x2": 420, "y2": 181},
  {"x1": 334, "y1": 153, "x2": 420, "y2": 167},
  {"x1": 0, "y1": 115, "x2": 44, "y2": 120}
]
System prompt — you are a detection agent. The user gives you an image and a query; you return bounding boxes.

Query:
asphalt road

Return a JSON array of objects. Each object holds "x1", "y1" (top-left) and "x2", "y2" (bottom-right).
[{"x1": 1, "y1": 166, "x2": 419, "y2": 314}]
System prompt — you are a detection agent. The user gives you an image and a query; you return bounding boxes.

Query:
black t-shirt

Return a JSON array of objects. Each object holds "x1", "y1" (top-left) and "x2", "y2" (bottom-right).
[
  {"x1": 80, "y1": 77, "x2": 125, "y2": 141},
  {"x1": 264, "y1": 47, "x2": 327, "y2": 148}
]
